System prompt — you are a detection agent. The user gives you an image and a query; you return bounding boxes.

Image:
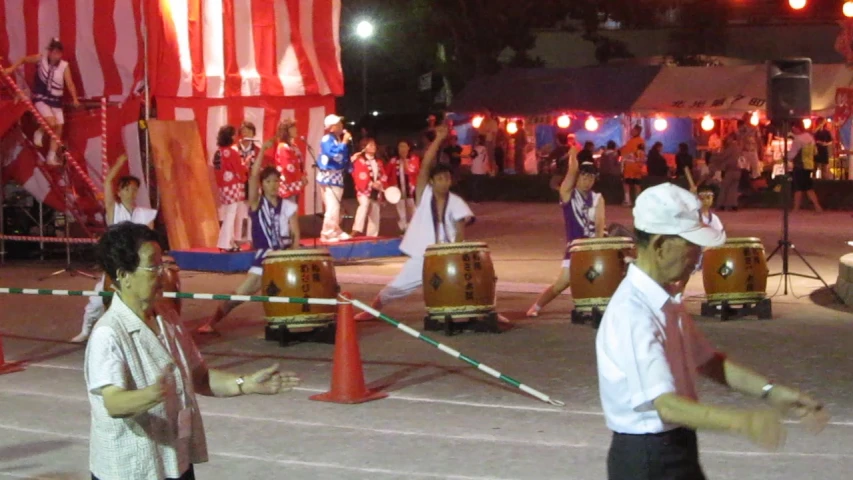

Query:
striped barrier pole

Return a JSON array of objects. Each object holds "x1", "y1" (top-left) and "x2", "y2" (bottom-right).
[
  {"x1": 101, "y1": 97, "x2": 108, "y2": 183},
  {"x1": 349, "y1": 298, "x2": 565, "y2": 407},
  {"x1": 0, "y1": 288, "x2": 338, "y2": 306},
  {"x1": 0, "y1": 235, "x2": 98, "y2": 244}
]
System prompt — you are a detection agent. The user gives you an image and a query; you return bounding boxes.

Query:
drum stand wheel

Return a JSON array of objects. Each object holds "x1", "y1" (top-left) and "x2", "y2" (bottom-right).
[
  {"x1": 570, "y1": 307, "x2": 604, "y2": 329},
  {"x1": 700, "y1": 298, "x2": 772, "y2": 321},
  {"x1": 264, "y1": 323, "x2": 337, "y2": 346},
  {"x1": 423, "y1": 312, "x2": 501, "y2": 336}
]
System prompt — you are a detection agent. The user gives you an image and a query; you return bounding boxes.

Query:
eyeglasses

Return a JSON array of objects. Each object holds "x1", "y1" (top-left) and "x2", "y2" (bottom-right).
[{"x1": 137, "y1": 264, "x2": 167, "y2": 275}]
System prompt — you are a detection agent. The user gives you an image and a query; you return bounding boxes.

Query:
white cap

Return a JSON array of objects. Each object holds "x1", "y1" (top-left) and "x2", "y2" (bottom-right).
[
  {"x1": 324, "y1": 114, "x2": 343, "y2": 128},
  {"x1": 633, "y1": 183, "x2": 725, "y2": 247}
]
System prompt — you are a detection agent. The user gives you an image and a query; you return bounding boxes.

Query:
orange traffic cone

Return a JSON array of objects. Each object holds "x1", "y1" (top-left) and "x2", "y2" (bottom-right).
[
  {"x1": 0, "y1": 333, "x2": 24, "y2": 375},
  {"x1": 310, "y1": 292, "x2": 387, "y2": 404}
]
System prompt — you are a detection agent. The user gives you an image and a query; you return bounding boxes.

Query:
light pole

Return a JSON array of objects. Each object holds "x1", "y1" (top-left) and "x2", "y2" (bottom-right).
[{"x1": 355, "y1": 20, "x2": 374, "y2": 115}]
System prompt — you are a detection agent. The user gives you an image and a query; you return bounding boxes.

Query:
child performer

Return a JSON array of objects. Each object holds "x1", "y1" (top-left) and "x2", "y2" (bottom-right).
[
  {"x1": 71, "y1": 154, "x2": 157, "y2": 342},
  {"x1": 354, "y1": 124, "x2": 474, "y2": 320},
  {"x1": 272, "y1": 119, "x2": 307, "y2": 201},
  {"x1": 350, "y1": 138, "x2": 388, "y2": 237},
  {"x1": 697, "y1": 184, "x2": 724, "y2": 233},
  {"x1": 527, "y1": 151, "x2": 606, "y2": 317},
  {"x1": 200, "y1": 141, "x2": 301, "y2": 334},
  {"x1": 214, "y1": 125, "x2": 249, "y2": 252},
  {"x1": 386, "y1": 140, "x2": 421, "y2": 233}
]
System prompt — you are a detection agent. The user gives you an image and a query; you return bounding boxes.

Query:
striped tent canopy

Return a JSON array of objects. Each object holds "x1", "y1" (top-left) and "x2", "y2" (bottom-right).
[{"x1": 0, "y1": 0, "x2": 343, "y2": 217}]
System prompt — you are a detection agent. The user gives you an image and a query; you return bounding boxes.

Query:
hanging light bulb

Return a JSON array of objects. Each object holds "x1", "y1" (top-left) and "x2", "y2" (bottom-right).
[
  {"x1": 472, "y1": 115, "x2": 484, "y2": 129},
  {"x1": 803, "y1": 118, "x2": 812, "y2": 129},
  {"x1": 845, "y1": 1, "x2": 853, "y2": 17},
  {"x1": 750, "y1": 111, "x2": 760, "y2": 126},
  {"x1": 701, "y1": 115, "x2": 715, "y2": 132},
  {"x1": 584, "y1": 116, "x2": 599, "y2": 132},
  {"x1": 653, "y1": 117, "x2": 668, "y2": 132},
  {"x1": 557, "y1": 114, "x2": 571, "y2": 129},
  {"x1": 789, "y1": 0, "x2": 807, "y2": 10},
  {"x1": 506, "y1": 120, "x2": 518, "y2": 135}
]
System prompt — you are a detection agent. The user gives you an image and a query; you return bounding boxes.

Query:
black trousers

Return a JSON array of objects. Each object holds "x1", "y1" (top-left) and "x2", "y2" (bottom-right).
[
  {"x1": 607, "y1": 428, "x2": 706, "y2": 480},
  {"x1": 92, "y1": 465, "x2": 195, "y2": 480}
]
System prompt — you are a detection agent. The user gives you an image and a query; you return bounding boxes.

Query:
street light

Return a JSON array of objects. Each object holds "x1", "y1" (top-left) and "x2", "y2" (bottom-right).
[{"x1": 355, "y1": 20, "x2": 374, "y2": 115}]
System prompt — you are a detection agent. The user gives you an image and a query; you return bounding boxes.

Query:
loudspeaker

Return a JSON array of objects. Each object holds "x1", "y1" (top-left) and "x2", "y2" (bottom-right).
[{"x1": 766, "y1": 58, "x2": 812, "y2": 122}]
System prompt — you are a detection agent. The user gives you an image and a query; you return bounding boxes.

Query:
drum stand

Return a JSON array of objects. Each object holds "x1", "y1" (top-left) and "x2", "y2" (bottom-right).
[
  {"x1": 264, "y1": 323, "x2": 337, "y2": 347},
  {"x1": 570, "y1": 307, "x2": 605, "y2": 329},
  {"x1": 765, "y1": 122, "x2": 842, "y2": 303},
  {"x1": 423, "y1": 311, "x2": 500, "y2": 336},
  {"x1": 39, "y1": 159, "x2": 96, "y2": 281}
]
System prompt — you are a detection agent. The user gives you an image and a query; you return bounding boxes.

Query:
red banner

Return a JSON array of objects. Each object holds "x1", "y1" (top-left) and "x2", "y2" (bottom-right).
[{"x1": 835, "y1": 87, "x2": 853, "y2": 125}]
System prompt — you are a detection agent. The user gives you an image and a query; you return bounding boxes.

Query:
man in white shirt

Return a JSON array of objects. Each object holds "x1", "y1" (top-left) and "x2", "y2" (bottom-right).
[
  {"x1": 354, "y1": 124, "x2": 474, "y2": 319},
  {"x1": 596, "y1": 183, "x2": 828, "y2": 479}
]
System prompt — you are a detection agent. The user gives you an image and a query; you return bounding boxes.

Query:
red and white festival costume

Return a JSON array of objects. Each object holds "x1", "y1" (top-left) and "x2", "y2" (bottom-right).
[
  {"x1": 273, "y1": 142, "x2": 305, "y2": 199},
  {"x1": 214, "y1": 145, "x2": 248, "y2": 250},
  {"x1": 386, "y1": 154, "x2": 421, "y2": 232},
  {"x1": 351, "y1": 153, "x2": 388, "y2": 237}
]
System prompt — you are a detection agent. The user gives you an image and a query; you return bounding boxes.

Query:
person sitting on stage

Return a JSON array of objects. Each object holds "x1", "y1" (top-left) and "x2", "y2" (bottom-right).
[
  {"x1": 350, "y1": 138, "x2": 388, "y2": 238},
  {"x1": 354, "y1": 124, "x2": 475, "y2": 320},
  {"x1": 214, "y1": 125, "x2": 249, "y2": 252},
  {"x1": 200, "y1": 144, "x2": 301, "y2": 334},
  {"x1": 272, "y1": 119, "x2": 307, "y2": 201},
  {"x1": 72, "y1": 153, "x2": 157, "y2": 343},
  {"x1": 317, "y1": 114, "x2": 352, "y2": 242},
  {"x1": 6, "y1": 38, "x2": 80, "y2": 166},
  {"x1": 526, "y1": 151, "x2": 605, "y2": 317},
  {"x1": 386, "y1": 139, "x2": 421, "y2": 233}
]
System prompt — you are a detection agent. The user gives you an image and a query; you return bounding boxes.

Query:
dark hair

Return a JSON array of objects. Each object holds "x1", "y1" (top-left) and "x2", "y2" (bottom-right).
[
  {"x1": 428, "y1": 163, "x2": 453, "y2": 180},
  {"x1": 240, "y1": 121, "x2": 256, "y2": 136},
  {"x1": 578, "y1": 162, "x2": 598, "y2": 176},
  {"x1": 478, "y1": 134, "x2": 486, "y2": 145},
  {"x1": 584, "y1": 141, "x2": 594, "y2": 149},
  {"x1": 397, "y1": 139, "x2": 413, "y2": 156},
  {"x1": 260, "y1": 166, "x2": 280, "y2": 183},
  {"x1": 47, "y1": 38, "x2": 63, "y2": 52},
  {"x1": 678, "y1": 142, "x2": 689, "y2": 154},
  {"x1": 698, "y1": 184, "x2": 715, "y2": 194},
  {"x1": 277, "y1": 120, "x2": 297, "y2": 144},
  {"x1": 606, "y1": 140, "x2": 616, "y2": 149},
  {"x1": 217, "y1": 125, "x2": 236, "y2": 147},
  {"x1": 425, "y1": 130, "x2": 437, "y2": 143},
  {"x1": 632, "y1": 124, "x2": 642, "y2": 133},
  {"x1": 634, "y1": 228, "x2": 652, "y2": 248},
  {"x1": 98, "y1": 222, "x2": 161, "y2": 284},
  {"x1": 117, "y1": 176, "x2": 141, "y2": 191}
]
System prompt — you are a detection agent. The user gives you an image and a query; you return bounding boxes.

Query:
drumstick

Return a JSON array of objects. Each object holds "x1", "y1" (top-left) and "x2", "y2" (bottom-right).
[{"x1": 685, "y1": 166, "x2": 697, "y2": 191}]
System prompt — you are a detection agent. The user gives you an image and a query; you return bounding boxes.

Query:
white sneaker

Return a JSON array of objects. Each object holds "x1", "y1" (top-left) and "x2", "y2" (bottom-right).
[
  {"x1": 321, "y1": 236, "x2": 340, "y2": 243},
  {"x1": 33, "y1": 129, "x2": 44, "y2": 147},
  {"x1": 338, "y1": 232, "x2": 351, "y2": 241}
]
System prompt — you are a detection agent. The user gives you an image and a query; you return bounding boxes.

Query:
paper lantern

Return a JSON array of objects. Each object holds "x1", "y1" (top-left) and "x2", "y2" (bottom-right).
[
  {"x1": 789, "y1": 0, "x2": 806, "y2": 10},
  {"x1": 506, "y1": 120, "x2": 518, "y2": 135},
  {"x1": 653, "y1": 117, "x2": 668, "y2": 132},
  {"x1": 803, "y1": 118, "x2": 812, "y2": 129},
  {"x1": 750, "y1": 111, "x2": 760, "y2": 126},
  {"x1": 701, "y1": 115, "x2": 714, "y2": 132},
  {"x1": 557, "y1": 114, "x2": 571, "y2": 129},
  {"x1": 472, "y1": 115, "x2": 484, "y2": 129},
  {"x1": 584, "y1": 116, "x2": 599, "y2": 132},
  {"x1": 845, "y1": 1, "x2": 853, "y2": 17}
]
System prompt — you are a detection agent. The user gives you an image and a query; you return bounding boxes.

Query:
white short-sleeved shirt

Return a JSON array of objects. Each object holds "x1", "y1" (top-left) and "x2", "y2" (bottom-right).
[
  {"x1": 112, "y1": 203, "x2": 158, "y2": 226},
  {"x1": 399, "y1": 185, "x2": 474, "y2": 257},
  {"x1": 701, "y1": 211, "x2": 724, "y2": 234},
  {"x1": 595, "y1": 264, "x2": 718, "y2": 434}
]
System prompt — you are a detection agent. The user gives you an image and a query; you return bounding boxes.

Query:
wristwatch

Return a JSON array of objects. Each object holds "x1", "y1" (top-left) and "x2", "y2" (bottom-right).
[
  {"x1": 236, "y1": 376, "x2": 246, "y2": 395},
  {"x1": 760, "y1": 382, "x2": 775, "y2": 400}
]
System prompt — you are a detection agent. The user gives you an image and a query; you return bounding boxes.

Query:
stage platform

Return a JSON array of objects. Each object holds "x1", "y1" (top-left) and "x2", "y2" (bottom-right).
[{"x1": 169, "y1": 236, "x2": 402, "y2": 273}]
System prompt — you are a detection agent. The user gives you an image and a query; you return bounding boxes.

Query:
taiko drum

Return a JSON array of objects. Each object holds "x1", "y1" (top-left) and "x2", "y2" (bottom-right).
[
  {"x1": 422, "y1": 242, "x2": 496, "y2": 316},
  {"x1": 103, "y1": 255, "x2": 182, "y2": 314},
  {"x1": 569, "y1": 237, "x2": 635, "y2": 311},
  {"x1": 261, "y1": 249, "x2": 338, "y2": 329},
  {"x1": 702, "y1": 237, "x2": 768, "y2": 303}
]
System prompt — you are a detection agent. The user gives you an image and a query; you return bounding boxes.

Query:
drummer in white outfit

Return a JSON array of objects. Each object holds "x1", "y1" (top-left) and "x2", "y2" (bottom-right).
[
  {"x1": 72, "y1": 154, "x2": 157, "y2": 343},
  {"x1": 354, "y1": 124, "x2": 474, "y2": 320}
]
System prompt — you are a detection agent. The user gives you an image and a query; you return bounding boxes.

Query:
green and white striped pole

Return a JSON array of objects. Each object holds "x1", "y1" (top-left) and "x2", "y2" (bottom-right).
[
  {"x1": 349, "y1": 298, "x2": 565, "y2": 407},
  {"x1": 0, "y1": 288, "x2": 338, "y2": 306}
]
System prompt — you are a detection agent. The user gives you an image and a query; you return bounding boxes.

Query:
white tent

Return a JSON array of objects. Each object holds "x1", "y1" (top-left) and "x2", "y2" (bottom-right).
[{"x1": 631, "y1": 64, "x2": 853, "y2": 117}]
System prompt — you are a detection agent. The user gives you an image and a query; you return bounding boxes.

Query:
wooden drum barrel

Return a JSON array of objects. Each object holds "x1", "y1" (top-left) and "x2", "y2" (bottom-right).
[
  {"x1": 422, "y1": 242, "x2": 496, "y2": 316},
  {"x1": 569, "y1": 237, "x2": 635, "y2": 311},
  {"x1": 261, "y1": 249, "x2": 338, "y2": 329},
  {"x1": 702, "y1": 237, "x2": 768, "y2": 303},
  {"x1": 103, "y1": 255, "x2": 182, "y2": 314}
]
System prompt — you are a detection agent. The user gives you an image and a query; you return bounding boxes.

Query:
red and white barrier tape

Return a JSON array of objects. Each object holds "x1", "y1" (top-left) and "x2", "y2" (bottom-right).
[
  {"x1": 0, "y1": 235, "x2": 97, "y2": 244},
  {"x1": 101, "y1": 97, "x2": 108, "y2": 182}
]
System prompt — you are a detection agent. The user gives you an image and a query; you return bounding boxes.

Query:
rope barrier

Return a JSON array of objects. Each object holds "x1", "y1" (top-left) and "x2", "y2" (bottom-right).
[
  {"x1": 349, "y1": 298, "x2": 566, "y2": 407},
  {"x1": 0, "y1": 287, "x2": 339, "y2": 305},
  {"x1": 101, "y1": 97, "x2": 107, "y2": 183},
  {"x1": 0, "y1": 235, "x2": 98, "y2": 244}
]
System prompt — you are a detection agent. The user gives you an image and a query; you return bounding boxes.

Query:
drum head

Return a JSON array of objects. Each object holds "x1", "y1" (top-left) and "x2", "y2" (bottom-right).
[{"x1": 384, "y1": 186, "x2": 402, "y2": 204}]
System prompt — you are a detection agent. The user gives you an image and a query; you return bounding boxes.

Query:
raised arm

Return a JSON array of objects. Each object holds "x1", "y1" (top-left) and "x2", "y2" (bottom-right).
[
  {"x1": 248, "y1": 140, "x2": 275, "y2": 210},
  {"x1": 103, "y1": 154, "x2": 129, "y2": 225},
  {"x1": 64, "y1": 68, "x2": 79, "y2": 107},
  {"x1": 6, "y1": 54, "x2": 41, "y2": 72},
  {"x1": 559, "y1": 147, "x2": 580, "y2": 203},
  {"x1": 416, "y1": 124, "x2": 449, "y2": 201}
]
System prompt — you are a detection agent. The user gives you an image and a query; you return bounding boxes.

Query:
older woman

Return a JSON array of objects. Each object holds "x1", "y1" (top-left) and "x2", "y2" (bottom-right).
[{"x1": 85, "y1": 222, "x2": 300, "y2": 480}]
